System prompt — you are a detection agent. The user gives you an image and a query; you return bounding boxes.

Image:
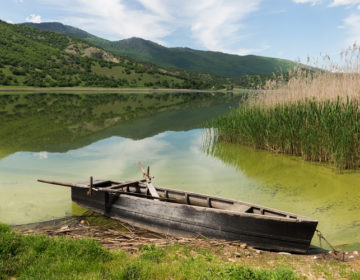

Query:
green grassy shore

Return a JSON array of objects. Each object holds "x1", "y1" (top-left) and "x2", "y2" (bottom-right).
[
  {"x1": 0, "y1": 223, "x2": 298, "y2": 280},
  {"x1": 1, "y1": 223, "x2": 360, "y2": 280}
]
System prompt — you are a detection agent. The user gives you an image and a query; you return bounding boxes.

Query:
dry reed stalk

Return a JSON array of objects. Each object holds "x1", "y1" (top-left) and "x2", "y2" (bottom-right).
[{"x1": 256, "y1": 44, "x2": 360, "y2": 107}]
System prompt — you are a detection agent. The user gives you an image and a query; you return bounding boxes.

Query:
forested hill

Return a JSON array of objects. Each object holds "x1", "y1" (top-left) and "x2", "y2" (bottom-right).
[
  {"x1": 0, "y1": 20, "x2": 227, "y2": 89},
  {"x1": 23, "y1": 22, "x2": 298, "y2": 78}
]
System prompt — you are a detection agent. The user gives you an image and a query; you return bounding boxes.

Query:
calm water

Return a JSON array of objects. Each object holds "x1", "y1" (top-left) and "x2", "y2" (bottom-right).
[{"x1": 0, "y1": 93, "x2": 359, "y2": 250}]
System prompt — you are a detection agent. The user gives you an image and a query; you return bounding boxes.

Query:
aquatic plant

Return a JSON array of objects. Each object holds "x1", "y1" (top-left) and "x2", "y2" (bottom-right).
[
  {"x1": 206, "y1": 45, "x2": 360, "y2": 170},
  {"x1": 207, "y1": 98, "x2": 360, "y2": 170},
  {"x1": 257, "y1": 43, "x2": 360, "y2": 106}
]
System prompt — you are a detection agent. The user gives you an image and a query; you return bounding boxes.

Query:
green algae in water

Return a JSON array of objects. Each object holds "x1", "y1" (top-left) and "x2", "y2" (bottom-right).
[
  {"x1": 205, "y1": 141, "x2": 360, "y2": 250},
  {"x1": 0, "y1": 92, "x2": 242, "y2": 225},
  {"x1": 1, "y1": 131, "x2": 359, "y2": 249},
  {"x1": 0, "y1": 130, "x2": 360, "y2": 250},
  {"x1": 0, "y1": 91, "x2": 359, "y2": 250},
  {"x1": 208, "y1": 99, "x2": 360, "y2": 169}
]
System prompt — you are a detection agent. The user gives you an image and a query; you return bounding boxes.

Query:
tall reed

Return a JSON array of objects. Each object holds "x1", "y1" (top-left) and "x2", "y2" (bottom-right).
[
  {"x1": 257, "y1": 44, "x2": 360, "y2": 106},
  {"x1": 207, "y1": 99, "x2": 360, "y2": 169},
  {"x1": 206, "y1": 44, "x2": 360, "y2": 169}
]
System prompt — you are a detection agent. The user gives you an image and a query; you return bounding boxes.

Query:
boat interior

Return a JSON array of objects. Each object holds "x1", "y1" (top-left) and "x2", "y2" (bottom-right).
[{"x1": 86, "y1": 179, "x2": 299, "y2": 220}]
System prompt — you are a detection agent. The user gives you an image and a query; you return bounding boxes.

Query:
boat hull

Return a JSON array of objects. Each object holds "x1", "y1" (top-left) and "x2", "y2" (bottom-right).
[{"x1": 71, "y1": 187, "x2": 317, "y2": 253}]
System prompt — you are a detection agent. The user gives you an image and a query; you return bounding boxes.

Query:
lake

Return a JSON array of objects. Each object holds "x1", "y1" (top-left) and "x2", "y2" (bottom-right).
[{"x1": 0, "y1": 92, "x2": 359, "y2": 250}]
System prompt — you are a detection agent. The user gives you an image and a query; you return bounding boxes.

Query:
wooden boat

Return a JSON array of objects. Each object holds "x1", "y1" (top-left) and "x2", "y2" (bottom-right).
[{"x1": 38, "y1": 164, "x2": 318, "y2": 253}]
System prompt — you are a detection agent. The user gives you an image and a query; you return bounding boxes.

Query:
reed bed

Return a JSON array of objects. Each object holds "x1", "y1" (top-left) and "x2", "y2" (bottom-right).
[
  {"x1": 206, "y1": 45, "x2": 360, "y2": 169},
  {"x1": 257, "y1": 44, "x2": 360, "y2": 106},
  {"x1": 207, "y1": 99, "x2": 360, "y2": 169}
]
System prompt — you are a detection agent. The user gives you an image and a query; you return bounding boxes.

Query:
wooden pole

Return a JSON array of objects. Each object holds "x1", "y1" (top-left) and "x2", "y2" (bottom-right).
[
  {"x1": 138, "y1": 161, "x2": 159, "y2": 198},
  {"x1": 87, "y1": 176, "x2": 93, "y2": 196}
]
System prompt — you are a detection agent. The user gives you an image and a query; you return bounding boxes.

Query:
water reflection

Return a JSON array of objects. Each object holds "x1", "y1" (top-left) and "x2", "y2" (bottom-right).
[
  {"x1": 0, "y1": 92, "x2": 241, "y2": 158},
  {"x1": 1, "y1": 92, "x2": 359, "y2": 250},
  {"x1": 0, "y1": 130, "x2": 245, "y2": 225},
  {"x1": 1, "y1": 128, "x2": 360, "y2": 249},
  {"x1": 0, "y1": 93, "x2": 241, "y2": 225}
]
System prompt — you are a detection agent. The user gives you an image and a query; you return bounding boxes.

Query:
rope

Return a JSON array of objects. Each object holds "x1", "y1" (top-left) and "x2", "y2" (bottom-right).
[{"x1": 316, "y1": 229, "x2": 345, "y2": 261}]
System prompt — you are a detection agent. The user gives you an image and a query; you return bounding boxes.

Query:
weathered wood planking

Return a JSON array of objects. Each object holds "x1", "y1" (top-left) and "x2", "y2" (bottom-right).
[{"x1": 38, "y1": 178, "x2": 318, "y2": 253}]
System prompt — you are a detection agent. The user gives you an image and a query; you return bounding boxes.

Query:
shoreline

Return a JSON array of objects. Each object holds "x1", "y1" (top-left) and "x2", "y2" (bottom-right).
[
  {"x1": 9, "y1": 213, "x2": 360, "y2": 279},
  {"x1": 12, "y1": 215, "x2": 326, "y2": 255},
  {"x1": 0, "y1": 87, "x2": 263, "y2": 94}
]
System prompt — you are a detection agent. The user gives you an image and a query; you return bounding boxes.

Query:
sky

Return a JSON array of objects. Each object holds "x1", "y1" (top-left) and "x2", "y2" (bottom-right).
[{"x1": 1, "y1": 0, "x2": 360, "y2": 62}]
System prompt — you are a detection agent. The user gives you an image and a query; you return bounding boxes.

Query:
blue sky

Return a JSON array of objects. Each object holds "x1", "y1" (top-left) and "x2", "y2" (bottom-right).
[{"x1": 1, "y1": 0, "x2": 360, "y2": 62}]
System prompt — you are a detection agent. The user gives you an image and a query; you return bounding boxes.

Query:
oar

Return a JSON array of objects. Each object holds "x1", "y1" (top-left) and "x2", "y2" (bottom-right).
[{"x1": 138, "y1": 161, "x2": 159, "y2": 198}]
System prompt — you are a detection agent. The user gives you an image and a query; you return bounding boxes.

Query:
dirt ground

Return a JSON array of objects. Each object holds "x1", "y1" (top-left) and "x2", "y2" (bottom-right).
[{"x1": 12, "y1": 213, "x2": 360, "y2": 280}]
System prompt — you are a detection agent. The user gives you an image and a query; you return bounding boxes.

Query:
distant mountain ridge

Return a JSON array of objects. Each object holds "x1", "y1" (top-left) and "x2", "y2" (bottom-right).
[
  {"x1": 0, "y1": 20, "x2": 225, "y2": 88},
  {"x1": 24, "y1": 22, "x2": 92, "y2": 39},
  {"x1": 23, "y1": 22, "x2": 297, "y2": 78}
]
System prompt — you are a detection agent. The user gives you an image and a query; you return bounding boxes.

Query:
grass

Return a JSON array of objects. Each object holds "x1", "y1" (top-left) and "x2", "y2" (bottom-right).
[
  {"x1": 207, "y1": 98, "x2": 360, "y2": 169},
  {"x1": 0, "y1": 223, "x2": 300, "y2": 280},
  {"x1": 206, "y1": 45, "x2": 360, "y2": 170},
  {"x1": 0, "y1": 20, "x2": 226, "y2": 89},
  {"x1": 351, "y1": 272, "x2": 360, "y2": 280},
  {"x1": 92, "y1": 64, "x2": 185, "y2": 87}
]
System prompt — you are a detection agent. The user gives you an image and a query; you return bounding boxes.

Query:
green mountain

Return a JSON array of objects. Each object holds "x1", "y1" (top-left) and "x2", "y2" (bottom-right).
[
  {"x1": 24, "y1": 22, "x2": 109, "y2": 45},
  {"x1": 23, "y1": 22, "x2": 297, "y2": 78},
  {"x1": 0, "y1": 20, "x2": 225, "y2": 88}
]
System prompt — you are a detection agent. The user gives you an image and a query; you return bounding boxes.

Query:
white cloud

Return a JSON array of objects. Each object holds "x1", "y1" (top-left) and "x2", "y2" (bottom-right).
[
  {"x1": 329, "y1": 0, "x2": 360, "y2": 6},
  {"x1": 294, "y1": 0, "x2": 360, "y2": 7},
  {"x1": 66, "y1": 134, "x2": 172, "y2": 178},
  {"x1": 34, "y1": 151, "x2": 48, "y2": 159},
  {"x1": 293, "y1": 0, "x2": 322, "y2": 5},
  {"x1": 232, "y1": 45, "x2": 271, "y2": 56},
  {"x1": 293, "y1": 0, "x2": 360, "y2": 45},
  {"x1": 325, "y1": 0, "x2": 360, "y2": 44},
  {"x1": 26, "y1": 14, "x2": 42, "y2": 23},
  {"x1": 14, "y1": 0, "x2": 24, "y2": 3},
  {"x1": 187, "y1": 0, "x2": 261, "y2": 55},
  {"x1": 343, "y1": 13, "x2": 360, "y2": 44},
  {"x1": 5, "y1": 20, "x2": 14, "y2": 24},
  {"x1": 38, "y1": 0, "x2": 262, "y2": 55}
]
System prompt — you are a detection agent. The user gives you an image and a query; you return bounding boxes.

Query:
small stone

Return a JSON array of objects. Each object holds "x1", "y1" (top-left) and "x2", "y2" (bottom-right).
[
  {"x1": 80, "y1": 220, "x2": 85, "y2": 224},
  {"x1": 328, "y1": 251, "x2": 332, "y2": 254},
  {"x1": 235, "y1": 252, "x2": 241, "y2": 258},
  {"x1": 345, "y1": 252, "x2": 349, "y2": 255},
  {"x1": 313, "y1": 256, "x2": 317, "y2": 259},
  {"x1": 240, "y1": 243, "x2": 247, "y2": 249},
  {"x1": 278, "y1": 252, "x2": 291, "y2": 255},
  {"x1": 349, "y1": 255, "x2": 354, "y2": 259},
  {"x1": 255, "y1": 250, "x2": 261, "y2": 254},
  {"x1": 353, "y1": 251, "x2": 358, "y2": 255}
]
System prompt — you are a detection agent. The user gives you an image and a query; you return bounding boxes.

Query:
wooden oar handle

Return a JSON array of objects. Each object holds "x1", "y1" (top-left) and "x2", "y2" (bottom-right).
[
  {"x1": 138, "y1": 161, "x2": 150, "y2": 180},
  {"x1": 137, "y1": 161, "x2": 159, "y2": 198}
]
